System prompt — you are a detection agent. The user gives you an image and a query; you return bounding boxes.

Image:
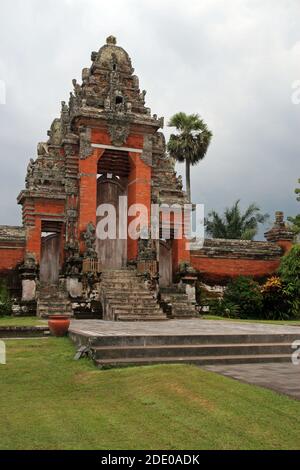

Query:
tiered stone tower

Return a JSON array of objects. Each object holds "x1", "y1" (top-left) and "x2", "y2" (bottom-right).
[{"x1": 16, "y1": 36, "x2": 192, "y2": 318}]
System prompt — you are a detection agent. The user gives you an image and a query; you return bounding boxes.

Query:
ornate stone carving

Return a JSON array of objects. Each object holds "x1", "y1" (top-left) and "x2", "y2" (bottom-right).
[
  {"x1": 108, "y1": 122, "x2": 130, "y2": 147},
  {"x1": 79, "y1": 127, "x2": 93, "y2": 159},
  {"x1": 47, "y1": 119, "x2": 63, "y2": 146},
  {"x1": 141, "y1": 134, "x2": 152, "y2": 166},
  {"x1": 82, "y1": 222, "x2": 97, "y2": 258},
  {"x1": 37, "y1": 142, "x2": 49, "y2": 157},
  {"x1": 106, "y1": 35, "x2": 117, "y2": 45}
]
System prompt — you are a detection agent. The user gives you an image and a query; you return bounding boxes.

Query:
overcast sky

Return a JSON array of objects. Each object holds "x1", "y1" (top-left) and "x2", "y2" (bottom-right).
[{"x1": 0, "y1": 0, "x2": 299, "y2": 238}]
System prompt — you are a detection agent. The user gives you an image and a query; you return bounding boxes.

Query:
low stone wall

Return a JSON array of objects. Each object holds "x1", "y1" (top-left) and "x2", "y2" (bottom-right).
[{"x1": 191, "y1": 238, "x2": 283, "y2": 284}]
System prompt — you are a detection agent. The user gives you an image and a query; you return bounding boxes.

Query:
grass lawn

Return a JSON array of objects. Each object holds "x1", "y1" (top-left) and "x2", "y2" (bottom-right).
[
  {"x1": 0, "y1": 338, "x2": 300, "y2": 450},
  {"x1": 202, "y1": 315, "x2": 300, "y2": 326},
  {"x1": 0, "y1": 316, "x2": 46, "y2": 327}
]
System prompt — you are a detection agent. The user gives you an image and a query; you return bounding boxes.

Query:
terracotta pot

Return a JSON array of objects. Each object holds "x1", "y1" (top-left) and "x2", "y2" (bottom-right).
[{"x1": 48, "y1": 315, "x2": 71, "y2": 337}]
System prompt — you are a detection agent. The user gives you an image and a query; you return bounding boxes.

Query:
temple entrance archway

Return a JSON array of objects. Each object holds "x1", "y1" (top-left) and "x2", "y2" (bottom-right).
[{"x1": 96, "y1": 149, "x2": 129, "y2": 269}]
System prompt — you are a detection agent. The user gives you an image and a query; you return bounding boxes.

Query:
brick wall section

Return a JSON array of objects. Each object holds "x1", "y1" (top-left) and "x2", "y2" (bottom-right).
[
  {"x1": 0, "y1": 246, "x2": 25, "y2": 271},
  {"x1": 191, "y1": 238, "x2": 283, "y2": 283},
  {"x1": 25, "y1": 199, "x2": 65, "y2": 263},
  {"x1": 191, "y1": 256, "x2": 281, "y2": 283},
  {"x1": 0, "y1": 226, "x2": 25, "y2": 271},
  {"x1": 78, "y1": 149, "x2": 103, "y2": 229}
]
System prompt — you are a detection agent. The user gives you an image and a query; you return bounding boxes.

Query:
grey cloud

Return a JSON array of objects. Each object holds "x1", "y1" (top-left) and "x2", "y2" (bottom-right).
[{"x1": 0, "y1": 0, "x2": 299, "y2": 239}]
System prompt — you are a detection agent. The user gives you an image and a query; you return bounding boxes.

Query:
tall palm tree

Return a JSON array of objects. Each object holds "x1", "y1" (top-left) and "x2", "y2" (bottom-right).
[
  {"x1": 167, "y1": 112, "x2": 212, "y2": 202},
  {"x1": 206, "y1": 200, "x2": 269, "y2": 240}
]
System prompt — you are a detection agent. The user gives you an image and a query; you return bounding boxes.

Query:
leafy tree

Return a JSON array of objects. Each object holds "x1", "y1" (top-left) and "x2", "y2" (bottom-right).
[
  {"x1": 278, "y1": 245, "x2": 300, "y2": 318},
  {"x1": 295, "y1": 178, "x2": 300, "y2": 202},
  {"x1": 167, "y1": 112, "x2": 212, "y2": 202},
  {"x1": 287, "y1": 214, "x2": 300, "y2": 235},
  {"x1": 206, "y1": 200, "x2": 269, "y2": 240},
  {"x1": 287, "y1": 179, "x2": 300, "y2": 236}
]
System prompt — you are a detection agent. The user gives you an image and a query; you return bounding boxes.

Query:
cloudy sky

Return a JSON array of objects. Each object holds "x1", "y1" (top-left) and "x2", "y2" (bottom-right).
[{"x1": 0, "y1": 0, "x2": 299, "y2": 238}]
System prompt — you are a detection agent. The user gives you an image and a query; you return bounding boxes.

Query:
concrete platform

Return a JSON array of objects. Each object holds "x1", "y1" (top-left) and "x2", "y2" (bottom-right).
[
  {"x1": 70, "y1": 319, "x2": 300, "y2": 338},
  {"x1": 204, "y1": 363, "x2": 300, "y2": 400},
  {"x1": 69, "y1": 319, "x2": 300, "y2": 368}
]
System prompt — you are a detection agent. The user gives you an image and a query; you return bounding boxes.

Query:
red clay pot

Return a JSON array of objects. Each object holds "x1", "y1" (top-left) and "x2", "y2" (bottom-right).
[{"x1": 48, "y1": 315, "x2": 71, "y2": 337}]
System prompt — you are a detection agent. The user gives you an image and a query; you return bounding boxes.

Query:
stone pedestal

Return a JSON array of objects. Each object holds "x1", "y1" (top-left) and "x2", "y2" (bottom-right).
[
  {"x1": 21, "y1": 279, "x2": 36, "y2": 302},
  {"x1": 66, "y1": 277, "x2": 83, "y2": 298},
  {"x1": 180, "y1": 275, "x2": 197, "y2": 304}
]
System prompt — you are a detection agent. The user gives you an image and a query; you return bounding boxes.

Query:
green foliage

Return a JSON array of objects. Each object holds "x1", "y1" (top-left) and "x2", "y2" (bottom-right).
[
  {"x1": 207, "y1": 298, "x2": 240, "y2": 319},
  {"x1": 295, "y1": 178, "x2": 300, "y2": 202},
  {"x1": 167, "y1": 112, "x2": 212, "y2": 201},
  {"x1": 206, "y1": 200, "x2": 269, "y2": 240},
  {"x1": 222, "y1": 276, "x2": 263, "y2": 319},
  {"x1": 167, "y1": 112, "x2": 213, "y2": 165},
  {"x1": 261, "y1": 276, "x2": 290, "y2": 320},
  {"x1": 287, "y1": 214, "x2": 300, "y2": 235},
  {"x1": 278, "y1": 245, "x2": 300, "y2": 318},
  {"x1": 0, "y1": 280, "x2": 12, "y2": 316}
]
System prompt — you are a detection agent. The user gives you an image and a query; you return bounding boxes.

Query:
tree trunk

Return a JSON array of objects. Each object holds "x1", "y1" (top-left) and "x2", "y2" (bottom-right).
[{"x1": 185, "y1": 158, "x2": 191, "y2": 202}]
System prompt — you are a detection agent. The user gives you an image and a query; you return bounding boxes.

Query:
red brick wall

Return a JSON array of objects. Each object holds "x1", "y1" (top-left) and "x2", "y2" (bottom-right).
[
  {"x1": 191, "y1": 256, "x2": 281, "y2": 283},
  {"x1": 25, "y1": 199, "x2": 65, "y2": 263},
  {"x1": 0, "y1": 245, "x2": 25, "y2": 271},
  {"x1": 78, "y1": 148, "x2": 104, "y2": 233}
]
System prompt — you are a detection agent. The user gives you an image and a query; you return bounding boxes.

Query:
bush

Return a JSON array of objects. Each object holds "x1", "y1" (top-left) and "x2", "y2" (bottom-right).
[
  {"x1": 0, "y1": 280, "x2": 12, "y2": 316},
  {"x1": 278, "y1": 245, "x2": 300, "y2": 318},
  {"x1": 261, "y1": 276, "x2": 290, "y2": 320},
  {"x1": 223, "y1": 276, "x2": 263, "y2": 319},
  {"x1": 207, "y1": 298, "x2": 240, "y2": 319}
]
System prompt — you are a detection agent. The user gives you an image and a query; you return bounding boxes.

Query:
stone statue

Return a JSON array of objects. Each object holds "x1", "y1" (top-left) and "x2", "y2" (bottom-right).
[
  {"x1": 176, "y1": 175, "x2": 183, "y2": 191},
  {"x1": 140, "y1": 90, "x2": 147, "y2": 104},
  {"x1": 37, "y1": 142, "x2": 49, "y2": 157},
  {"x1": 104, "y1": 96, "x2": 111, "y2": 111},
  {"x1": 83, "y1": 222, "x2": 97, "y2": 258},
  {"x1": 72, "y1": 79, "x2": 82, "y2": 98}
]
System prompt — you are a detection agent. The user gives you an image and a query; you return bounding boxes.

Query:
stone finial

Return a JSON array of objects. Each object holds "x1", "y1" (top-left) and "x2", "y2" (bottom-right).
[
  {"x1": 106, "y1": 35, "x2": 117, "y2": 45},
  {"x1": 265, "y1": 211, "x2": 294, "y2": 244},
  {"x1": 274, "y1": 211, "x2": 284, "y2": 227}
]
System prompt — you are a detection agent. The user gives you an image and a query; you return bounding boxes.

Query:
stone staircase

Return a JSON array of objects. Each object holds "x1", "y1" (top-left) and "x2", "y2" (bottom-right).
[
  {"x1": 69, "y1": 331, "x2": 300, "y2": 368},
  {"x1": 37, "y1": 285, "x2": 72, "y2": 318},
  {"x1": 100, "y1": 269, "x2": 167, "y2": 321},
  {"x1": 160, "y1": 286, "x2": 196, "y2": 318}
]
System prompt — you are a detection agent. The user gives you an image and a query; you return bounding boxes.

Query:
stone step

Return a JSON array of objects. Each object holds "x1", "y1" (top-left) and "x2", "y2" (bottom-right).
[
  {"x1": 113, "y1": 307, "x2": 163, "y2": 315},
  {"x1": 92, "y1": 342, "x2": 294, "y2": 360},
  {"x1": 115, "y1": 314, "x2": 168, "y2": 322},
  {"x1": 81, "y1": 333, "x2": 300, "y2": 348},
  {"x1": 105, "y1": 292, "x2": 154, "y2": 299},
  {"x1": 100, "y1": 267, "x2": 167, "y2": 321},
  {"x1": 95, "y1": 354, "x2": 293, "y2": 368}
]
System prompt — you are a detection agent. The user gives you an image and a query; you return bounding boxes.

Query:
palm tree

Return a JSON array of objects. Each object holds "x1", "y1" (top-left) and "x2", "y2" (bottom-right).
[
  {"x1": 206, "y1": 200, "x2": 269, "y2": 240},
  {"x1": 167, "y1": 112, "x2": 212, "y2": 202}
]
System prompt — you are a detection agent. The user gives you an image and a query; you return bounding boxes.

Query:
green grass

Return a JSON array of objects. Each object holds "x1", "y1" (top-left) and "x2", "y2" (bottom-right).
[
  {"x1": 202, "y1": 315, "x2": 300, "y2": 326},
  {"x1": 0, "y1": 338, "x2": 300, "y2": 450},
  {"x1": 0, "y1": 316, "x2": 46, "y2": 327}
]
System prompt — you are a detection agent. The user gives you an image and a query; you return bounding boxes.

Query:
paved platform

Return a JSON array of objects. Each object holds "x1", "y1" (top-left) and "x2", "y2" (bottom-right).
[
  {"x1": 70, "y1": 319, "x2": 300, "y2": 337},
  {"x1": 204, "y1": 363, "x2": 300, "y2": 400},
  {"x1": 69, "y1": 319, "x2": 300, "y2": 370}
]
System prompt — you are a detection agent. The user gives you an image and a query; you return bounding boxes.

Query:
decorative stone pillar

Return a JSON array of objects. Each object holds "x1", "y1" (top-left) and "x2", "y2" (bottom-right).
[
  {"x1": 177, "y1": 262, "x2": 198, "y2": 304},
  {"x1": 265, "y1": 211, "x2": 294, "y2": 253},
  {"x1": 20, "y1": 253, "x2": 38, "y2": 302}
]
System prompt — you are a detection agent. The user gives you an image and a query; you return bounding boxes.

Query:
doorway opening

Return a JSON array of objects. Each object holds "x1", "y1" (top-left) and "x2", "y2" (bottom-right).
[
  {"x1": 96, "y1": 149, "x2": 130, "y2": 269},
  {"x1": 40, "y1": 220, "x2": 63, "y2": 285}
]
